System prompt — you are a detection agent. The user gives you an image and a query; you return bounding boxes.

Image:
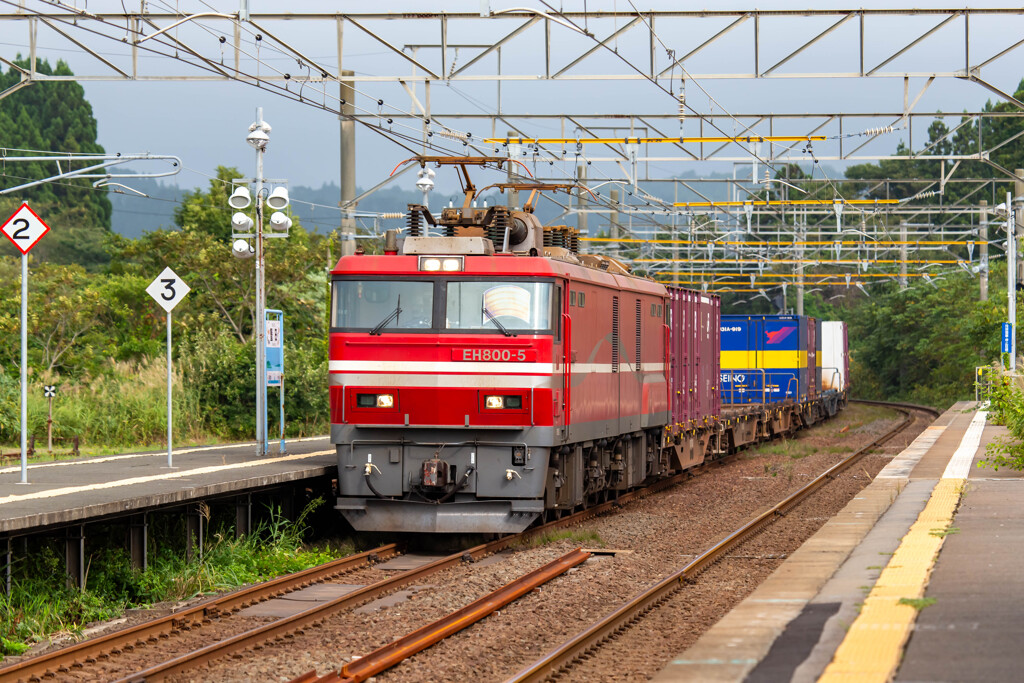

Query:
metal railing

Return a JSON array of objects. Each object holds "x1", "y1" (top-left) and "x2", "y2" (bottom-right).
[{"x1": 976, "y1": 366, "x2": 999, "y2": 402}]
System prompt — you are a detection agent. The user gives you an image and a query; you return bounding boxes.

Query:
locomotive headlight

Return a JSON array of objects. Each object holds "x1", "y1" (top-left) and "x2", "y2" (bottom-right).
[
  {"x1": 356, "y1": 393, "x2": 394, "y2": 408},
  {"x1": 421, "y1": 257, "x2": 442, "y2": 271},
  {"x1": 484, "y1": 395, "x2": 504, "y2": 409},
  {"x1": 441, "y1": 257, "x2": 463, "y2": 271}
]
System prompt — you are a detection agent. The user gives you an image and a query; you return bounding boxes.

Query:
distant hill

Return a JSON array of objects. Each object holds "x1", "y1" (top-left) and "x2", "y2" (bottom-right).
[{"x1": 110, "y1": 166, "x2": 841, "y2": 238}]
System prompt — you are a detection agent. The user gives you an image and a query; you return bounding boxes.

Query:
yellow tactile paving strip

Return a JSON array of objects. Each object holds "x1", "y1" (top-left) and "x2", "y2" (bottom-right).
[{"x1": 819, "y1": 476, "x2": 964, "y2": 682}]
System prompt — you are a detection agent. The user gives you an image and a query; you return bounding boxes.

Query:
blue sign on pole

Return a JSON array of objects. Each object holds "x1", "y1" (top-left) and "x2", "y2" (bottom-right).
[
  {"x1": 1002, "y1": 322, "x2": 1013, "y2": 354},
  {"x1": 265, "y1": 310, "x2": 285, "y2": 454}
]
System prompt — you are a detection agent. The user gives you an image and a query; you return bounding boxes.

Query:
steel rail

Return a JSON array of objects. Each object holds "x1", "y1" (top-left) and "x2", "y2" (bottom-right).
[
  {"x1": 109, "y1": 475, "x2": 691, "y2": 683},
  {"x1": 85, "y1": 401, "x2": 862, "y2": 682},
  {"x1": 295, "y1": 549, "x2": 592, "y2": 683},
  {"x1": 0, "y1": 543, "x2": 399, "y2": 683},
  {"x1": 505, "y1": 400, "x2": 936, "y2": 682}
]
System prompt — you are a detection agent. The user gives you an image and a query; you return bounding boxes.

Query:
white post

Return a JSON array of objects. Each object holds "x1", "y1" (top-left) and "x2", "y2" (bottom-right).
[
  {"x1": 1010, "y1": 191, "x2": 1017, "y2": 372},
  {"x1": 255, "y1": 107, "x2": 267, "y2": 456},
  {"x1": 20, "y1": 252, "x2": 27, "y2": 484},
  {"x1": 166, "y1": 310, "x2": 173, "y2": 467}
]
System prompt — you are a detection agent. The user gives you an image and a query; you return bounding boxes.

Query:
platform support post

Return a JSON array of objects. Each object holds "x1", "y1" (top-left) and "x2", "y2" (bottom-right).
[
  {"x1": 280, "y1": 487, "x2": 296, "y2": 523},
  {"x1": 235, "y1": 494, "x2": 251, "y2": 539},
  {"x1": 65, "y1": 525, "x2": 85, "y2": 590},
  {"x1": 129, "y1": 514, "x2": 147, "y2": 571},
  {"x1": 185, "y1": 505, "x2": 204, "y2": 563},
  {"x1": 2, "y1": 537, "x2": 11, "y2": 596}
]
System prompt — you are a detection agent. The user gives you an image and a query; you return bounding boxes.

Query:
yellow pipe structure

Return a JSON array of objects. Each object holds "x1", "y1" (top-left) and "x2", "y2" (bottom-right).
[
  {"x1": 653, "y1": 273, "x2": 935, "y2": 279},
  {"x1": 483, "y1": 135, "x2": 827, "y2": 144},
  {"x1": 701, "y1": 287, "x2": 866, "y2": 293},
  {"x1": 581, "y1": 237, "x2": 984, "y2": 247},
  {"x1": 660, "y1": 281, "x2": 875, "y2": 287},
  {"x1": 638, "y1": 258, "x2": 962, "y2": 265},
  {"x1": 672, "y1": 199, "x2": 900, "y2": 208}
]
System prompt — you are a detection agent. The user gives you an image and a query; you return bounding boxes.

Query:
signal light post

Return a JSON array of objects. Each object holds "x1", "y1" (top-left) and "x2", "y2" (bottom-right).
[{"x1": 229, "y1": 108, "x2": 291, "y2": 455}]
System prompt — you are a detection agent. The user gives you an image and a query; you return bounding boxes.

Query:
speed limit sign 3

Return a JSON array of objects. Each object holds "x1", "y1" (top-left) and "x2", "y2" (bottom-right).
[{"x1": 146, "y1": 267, "x2": 191, "y2": 312}]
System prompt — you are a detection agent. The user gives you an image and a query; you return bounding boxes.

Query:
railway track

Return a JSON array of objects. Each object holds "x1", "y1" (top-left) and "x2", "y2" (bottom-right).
[
  {"x1": 504, "y1": 400, "x2": 937, "y2": 682},
  {"x1": 0, "y1": 400, "x2": 924, "y2": 683},
  {"x1": 0, "y1": 545, "x2": 401, "y2": 683},
  {"x1": 0, "y1": 459, "x2": 697, "y2": 683},
  {"x1": 293, "y1": 549, "x2": 593, "y2": 683}
]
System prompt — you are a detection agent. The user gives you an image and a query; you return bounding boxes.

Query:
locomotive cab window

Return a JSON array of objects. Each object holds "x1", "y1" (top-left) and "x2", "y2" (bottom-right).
[
  {"x1": 331, "y1": 279, "x2": 435, "y2": 331},
  {"x1": 445, "y1": 280, "x2": 554, "y2": 332}
]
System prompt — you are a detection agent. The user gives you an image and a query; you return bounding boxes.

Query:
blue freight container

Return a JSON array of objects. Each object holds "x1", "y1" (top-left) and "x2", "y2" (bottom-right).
[{"x1": 720, "y1": 314, "x2": 811, "y2": 404}]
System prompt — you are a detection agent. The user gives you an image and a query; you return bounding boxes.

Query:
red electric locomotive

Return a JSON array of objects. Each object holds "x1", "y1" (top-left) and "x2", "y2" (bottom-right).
[{"x1": 329, "y1": 158, "x2": 720, "y2": 534}]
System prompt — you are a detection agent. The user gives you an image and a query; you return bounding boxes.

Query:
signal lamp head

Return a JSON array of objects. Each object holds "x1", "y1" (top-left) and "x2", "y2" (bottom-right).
[
  {"x1": 269, "y1": 211, "x2": 292, "y2": 231},
  {"x1": 228, "y1": 186, "x2": 252, "y2": 209},
  {"x1": 231, "y1": 239, "x2": 254, "y2": 259},
  {"x1": 231, "y1": 212, "x2": 255, "y2": 232},
  {"x1": 245, "y1": 127, "x2": 270, "y2": 150},
  {"x1": 266, "y1": 186, "x2": 290, "y2": 210}
]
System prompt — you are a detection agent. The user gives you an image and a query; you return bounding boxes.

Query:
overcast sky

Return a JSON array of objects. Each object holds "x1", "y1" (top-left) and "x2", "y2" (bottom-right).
[{"x1": 6, "y1": 1, "x2": 1024, "y2": 202}]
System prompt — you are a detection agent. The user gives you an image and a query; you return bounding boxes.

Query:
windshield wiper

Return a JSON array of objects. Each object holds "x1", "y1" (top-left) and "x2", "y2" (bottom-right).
[
  {"x1": 483, "y1": 305, "x2": 516, "y2": 337},
  {"x1": 370, "y1": 296, "x2": 402, "y2": 335}
]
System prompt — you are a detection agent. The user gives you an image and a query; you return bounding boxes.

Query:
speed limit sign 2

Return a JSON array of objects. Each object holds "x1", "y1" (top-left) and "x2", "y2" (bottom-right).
[
  {"x1": 2, "y1": 203, "x2": 50, "y2": 254},
  {"x1": 146, "y1": 267, "x2": 191, "y2": 312}
]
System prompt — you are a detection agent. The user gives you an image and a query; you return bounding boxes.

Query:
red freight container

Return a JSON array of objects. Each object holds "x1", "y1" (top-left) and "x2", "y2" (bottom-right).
[{"x1": 668, "y1": 287, "x2": 720, "y2": 428}]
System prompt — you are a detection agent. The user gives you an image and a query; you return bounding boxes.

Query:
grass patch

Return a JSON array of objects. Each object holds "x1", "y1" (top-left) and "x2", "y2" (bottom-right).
[
  {"x1": 898, "y1": 597, "x2": 937, "y2": 611},
  {"x1": 0, "y1": 498, "x2": 347, "y2": 657},
  {"x1": 929, "y1": 526, "x2": 960, "y2": 538},
  {"x1": 519, "y1": 528, "x2": 604, "y2": 549},
  {"x1": 759, "y1": 440, "x2": 816, "y2": 460}
]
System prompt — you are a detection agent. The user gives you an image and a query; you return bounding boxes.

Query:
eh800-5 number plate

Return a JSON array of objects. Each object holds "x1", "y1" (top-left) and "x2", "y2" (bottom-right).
[{"x1": 452, "y1": 348, "x2": 537, "y2": 362}]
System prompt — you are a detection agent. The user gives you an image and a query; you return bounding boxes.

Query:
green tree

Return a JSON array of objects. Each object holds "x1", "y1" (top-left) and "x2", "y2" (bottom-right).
[{"x1": 0, "y1": 58, "x2": 112, "y2": 268}]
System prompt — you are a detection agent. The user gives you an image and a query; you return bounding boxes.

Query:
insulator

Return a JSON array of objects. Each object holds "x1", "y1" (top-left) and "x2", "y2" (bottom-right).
[
  {"x1": 438, "y1": 128, "x2": 469, "y2": 141},
  {"x1": 490, "y1": 206, "x2": 509, "y2": 246},
  {"x1": 863, "y1": 125, "x2": 894, "y2": 137},
  {"x1": 569, "y1": 229, "x2": 580, "y2": 253},
  {"x1": 678, "y1": 89, "x2": 685, "y2": 124},
  {"x1": 542, "y1": 226, "x2": 554, "y2": 247},
  {"x1": 380, "y1": 212, "x2": 404, "y2": 219},
  {"x1": 406, "y1": 205, "x2": 422, "y2": 237}
]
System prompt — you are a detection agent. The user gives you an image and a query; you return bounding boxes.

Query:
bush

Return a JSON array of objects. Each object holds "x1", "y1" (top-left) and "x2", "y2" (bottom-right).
[
  {"x1": 0, "y1": 366, "x2": 18, "y2": 444},
  {"x1": 178, "y1": 330, "x2": 256, "y2": 438},
  {"x1": 980, "y1": 373, "x2": 1024, "y2": 471}
]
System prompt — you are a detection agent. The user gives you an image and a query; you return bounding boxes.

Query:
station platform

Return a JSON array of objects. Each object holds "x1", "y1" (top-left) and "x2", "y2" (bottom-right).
[
  {"x1": 0, "y1": 437, "x2": 335, "y2": 536},
  {"x1": 653, "y1": 400, "x2": 1023, "y2": 683}
]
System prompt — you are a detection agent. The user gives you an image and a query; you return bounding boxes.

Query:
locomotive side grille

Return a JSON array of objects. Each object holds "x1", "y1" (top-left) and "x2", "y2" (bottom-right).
[
  {"x1": 635, "y1": 299, "x2": 642, "y2": 372},
  {"x1": 612, "y1": 296, "x2": 619, "y2": 373}
]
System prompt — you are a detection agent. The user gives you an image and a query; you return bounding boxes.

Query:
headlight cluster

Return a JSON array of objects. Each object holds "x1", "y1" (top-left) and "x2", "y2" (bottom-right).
[
  {"x1": 357, "y1": 393, "x2": 394, "y2": 408},
  {"x1": 419, "y1": 256, "x2": 463, "y2": 272},
  {"x1": 484, "y1": 395, "x2": 523, "y2": 409}
]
